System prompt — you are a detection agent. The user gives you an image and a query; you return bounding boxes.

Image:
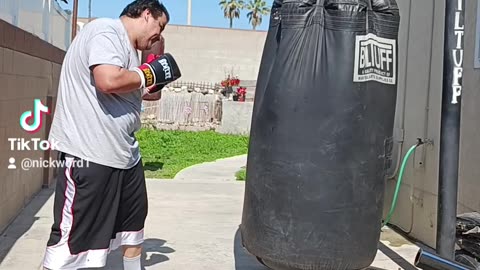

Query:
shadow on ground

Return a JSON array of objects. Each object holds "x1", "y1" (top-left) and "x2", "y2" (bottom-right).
[
  {"x1": 234, "y1": 227, "x2": 269, "y2": 270},
  {"x1": 378, "y1": 242, "x2": 417, "y2": 270},
  {"x1": 141, "y1": 238, "x2": 175, "y2": 267},
  {"x1": 233, "y1": 228, "x2": 418, "y2": 270},
  {"x1": 0, "y1": 187, "x2": 54, "y2": 264},
  {"x1": 80, "y1": 238, "x2": 175, "y2": 270},
  {"x1": 144, "y1": 162, "x2": 164, "y2": 172}
]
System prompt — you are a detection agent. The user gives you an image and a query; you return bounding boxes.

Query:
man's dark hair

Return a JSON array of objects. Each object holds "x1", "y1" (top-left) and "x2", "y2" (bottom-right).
[{"x1": 120, "y1": 0, "x2": 170, "y2": 22}]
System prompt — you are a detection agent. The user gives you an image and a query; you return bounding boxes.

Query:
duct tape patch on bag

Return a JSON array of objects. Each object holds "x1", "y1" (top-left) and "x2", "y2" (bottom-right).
[{"x1": 353, "y1": 33, "x2": 396, "y2": 85}]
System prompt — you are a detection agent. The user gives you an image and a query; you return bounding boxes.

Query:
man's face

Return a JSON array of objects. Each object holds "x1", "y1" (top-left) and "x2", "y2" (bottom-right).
[{"x1": 139, "y1": 10, "x2": 167, "y2": 50}]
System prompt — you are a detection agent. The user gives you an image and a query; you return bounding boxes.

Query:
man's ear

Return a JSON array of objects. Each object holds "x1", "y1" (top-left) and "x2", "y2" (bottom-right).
[{"x1": 143, "y1": 9, "x2": 151, "y2": 21}]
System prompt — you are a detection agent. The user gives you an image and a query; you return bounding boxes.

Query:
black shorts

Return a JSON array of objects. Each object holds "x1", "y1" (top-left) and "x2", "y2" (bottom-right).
[{"x1": 43, "y1": 152, "x2": 148, "y2": 270}]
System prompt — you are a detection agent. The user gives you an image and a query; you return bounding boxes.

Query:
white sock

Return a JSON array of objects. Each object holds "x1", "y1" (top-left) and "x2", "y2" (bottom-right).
[{"x1": 123, "y1": 254, "x2": 141, "y2": 270}]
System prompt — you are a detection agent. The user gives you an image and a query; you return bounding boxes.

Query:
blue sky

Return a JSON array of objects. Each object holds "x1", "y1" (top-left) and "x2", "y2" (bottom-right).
[{"x1": 58, "y1": 0, "x2": 270, "y2": 31}]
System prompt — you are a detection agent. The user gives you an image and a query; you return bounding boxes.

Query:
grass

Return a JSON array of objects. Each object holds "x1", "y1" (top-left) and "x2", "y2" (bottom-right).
[
  {"x1": 235, "y1": 167, "x2": 247, "y2": 181},
  {"x1": 136, "y1": 129, "x2": 249, "y2": 179}
]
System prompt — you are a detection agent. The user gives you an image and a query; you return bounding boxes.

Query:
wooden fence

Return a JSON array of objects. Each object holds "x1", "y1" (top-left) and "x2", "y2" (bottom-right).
[
  {"x1": 142, "y1": 82, "x2": 222, "y2": 129},
  {"x1": 140, "y1": 80, "x2": 257, "y2": 130},
  {"x1": 142, "y1": 91, "x2": 222, "y2": 129}
]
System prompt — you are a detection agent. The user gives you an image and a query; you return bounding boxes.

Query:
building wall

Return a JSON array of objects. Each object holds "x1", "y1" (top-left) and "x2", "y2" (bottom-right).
[
  {"x1": 458, "y1": 0, "x2": 480, "y2": 215},
  {"x1": 0, "y1": 0, "x2": 71, "y2": 50},
  {"x1": 217, "y1": 101, "x2": 254, "y2": 135},
  {"x1": 0, "y1": 20, "x2": 64, "y2": 233},
  {"x1": 160, "y1": 25, "x2": 267, "y2": 84},
  {"x1": 384, "y1": 0, "x2": 480, "y2": 248}
]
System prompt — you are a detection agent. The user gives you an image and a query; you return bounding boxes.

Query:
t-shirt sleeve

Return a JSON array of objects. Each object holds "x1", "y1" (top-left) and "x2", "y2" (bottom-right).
[{"x1": 87, "y1": 31, "x2": 126, "y2": 68}]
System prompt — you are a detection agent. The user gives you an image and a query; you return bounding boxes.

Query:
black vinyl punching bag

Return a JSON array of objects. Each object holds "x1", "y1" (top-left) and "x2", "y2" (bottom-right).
[{"x1": 240, "y1": 0, "x2": 400, "y2": 269}]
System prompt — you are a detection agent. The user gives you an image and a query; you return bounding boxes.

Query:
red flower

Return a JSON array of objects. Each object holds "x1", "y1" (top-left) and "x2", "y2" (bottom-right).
[
  {"x1": 220, "y1": 76, "x2": 241, "y2": 88},
  {"x1": 237, "y1": 87, "x2": 247, "y2": 95}
]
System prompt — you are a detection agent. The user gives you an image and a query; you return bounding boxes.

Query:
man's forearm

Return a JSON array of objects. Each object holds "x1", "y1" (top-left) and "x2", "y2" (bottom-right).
[
  {"x1": 92, "y1": 52, "x2": 180, "y2": 95},
  {"x1": 93, "y1": 65, "x2": 143, "y2": 94},
  {"x1": 111, "y1": 69, "x2": 143, "y2": 93}
]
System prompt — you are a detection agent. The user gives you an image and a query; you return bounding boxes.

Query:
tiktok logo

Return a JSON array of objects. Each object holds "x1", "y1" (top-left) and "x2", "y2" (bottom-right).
[{"x1": 19, "y1": 99, "x2": 50, "y2": 133}]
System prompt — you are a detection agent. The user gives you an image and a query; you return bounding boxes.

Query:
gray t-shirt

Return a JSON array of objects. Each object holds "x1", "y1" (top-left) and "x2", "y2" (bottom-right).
[{"x1": 49, "y1": 18, "x2": 143, "y2": 169}]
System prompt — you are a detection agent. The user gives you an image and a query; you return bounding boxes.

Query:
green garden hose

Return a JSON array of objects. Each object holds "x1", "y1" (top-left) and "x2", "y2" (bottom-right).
[{"x1": 382, "y1": 140, "x2": 424, "y2": 227}]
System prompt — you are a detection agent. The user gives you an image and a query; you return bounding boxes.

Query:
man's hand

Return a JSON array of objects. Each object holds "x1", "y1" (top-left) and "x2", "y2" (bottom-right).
[
  {"x1": 142, "y1": 90, "x2": 162, "y2": 101},
  {"x1": 133, "y1": 53, "x2": 181, "y2": 93},
  {"x1": 141, "y1": 54, "x2": 161, "y2": 100},
  {"x1": 145, "y1": 54, "x2": 162, "y2": 93}
]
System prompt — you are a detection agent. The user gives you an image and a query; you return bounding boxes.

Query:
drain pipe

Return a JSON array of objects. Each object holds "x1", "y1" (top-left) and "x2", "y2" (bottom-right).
[
  {"x1": 415, "y1": 249, "x2": 475, "y2": 270},
  {"x1": 437, "y1": 0, "x2": 465, "y2": 260}
]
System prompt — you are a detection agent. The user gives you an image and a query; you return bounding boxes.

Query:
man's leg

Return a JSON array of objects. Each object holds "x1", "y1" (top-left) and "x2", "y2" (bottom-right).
[
  {"x1": 123, "y1": 245, "x2": 143, "y2": 270},
  {"x1": 115, "y1": 159, "x2": 148, "y2": 270},
  {"x1": 123, "y1": 245, "x2": 142, "y2": 257},
  {"x1": 43, "y1": 153, "x2": 123, "y2": 270}
]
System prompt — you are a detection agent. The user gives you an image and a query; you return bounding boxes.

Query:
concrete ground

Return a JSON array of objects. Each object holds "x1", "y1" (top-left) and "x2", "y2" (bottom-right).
[{"x1": 0, "y1": 155, "x2": 420, "y2": 270}]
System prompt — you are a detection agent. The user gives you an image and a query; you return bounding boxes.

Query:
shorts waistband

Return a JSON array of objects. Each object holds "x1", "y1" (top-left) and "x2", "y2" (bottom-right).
[{"x1": 59, "y1": 152, "x2": 80, "y2": 160}]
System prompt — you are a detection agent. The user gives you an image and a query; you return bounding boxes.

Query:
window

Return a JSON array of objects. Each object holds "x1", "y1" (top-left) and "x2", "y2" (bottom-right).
[{"x1": 476, "y1": 0, "x2": 480, "y2": 68}]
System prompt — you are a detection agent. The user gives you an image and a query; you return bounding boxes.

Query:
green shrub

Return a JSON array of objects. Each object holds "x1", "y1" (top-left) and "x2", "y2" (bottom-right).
[
  {"x1": 235, "y1": 167, "x2": 247, "y2": 181},
  {"x1": 137, "y1": 129, "x2": 249, "y2": 179}
]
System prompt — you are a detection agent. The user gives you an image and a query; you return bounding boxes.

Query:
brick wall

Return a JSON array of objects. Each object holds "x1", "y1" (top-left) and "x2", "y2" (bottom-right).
[{"x1": 0, "y1": 19, "x2": 64, "y2": 233}]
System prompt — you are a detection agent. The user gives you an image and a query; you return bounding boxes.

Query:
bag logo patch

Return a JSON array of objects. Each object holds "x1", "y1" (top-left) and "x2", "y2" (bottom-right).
[{"x1": 353, "y1": 33, "x2": 396, "y2": 85}]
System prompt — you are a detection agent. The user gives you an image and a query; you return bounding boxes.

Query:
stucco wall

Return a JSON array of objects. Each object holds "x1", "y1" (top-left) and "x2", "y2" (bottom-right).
[
  {"x1": 217, "y1": 101, "x2": 254, "y2": 135},
  {"x1": 160, "y1": 25, "x2": 267, "y2": 84},
  {"x1": 383, "y1": 0, "x2": 480, "y2": 249},
  {"x1": 0, "y1": 19, "x2": 63, "y2": 233}
]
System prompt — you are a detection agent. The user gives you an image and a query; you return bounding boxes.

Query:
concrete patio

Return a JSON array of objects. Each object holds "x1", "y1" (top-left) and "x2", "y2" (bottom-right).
[{"x1": 0, "y1": 155, "x2": 421, "y2": 270}]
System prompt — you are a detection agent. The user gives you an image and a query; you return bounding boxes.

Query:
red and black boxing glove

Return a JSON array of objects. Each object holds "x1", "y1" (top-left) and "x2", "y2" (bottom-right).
[
  {"x1": 134, "y1": 53, "x2": 181, "y2": 93},
  {"x1": 144, "y1": 54, "x2": 160, "y2": 94}
]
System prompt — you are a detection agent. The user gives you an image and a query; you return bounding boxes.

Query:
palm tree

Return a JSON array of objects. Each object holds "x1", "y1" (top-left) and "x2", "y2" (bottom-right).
[
  {"x1": 219, "y1": 0, "x2": 245, "y2": 29},
  {"x1": 246, "y1": 0, "x2": 270, "y2": 30}
]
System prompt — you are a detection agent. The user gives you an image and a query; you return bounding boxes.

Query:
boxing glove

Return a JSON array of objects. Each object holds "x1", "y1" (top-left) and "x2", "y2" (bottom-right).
[
  {"x1": 141, "y1": 54, "x2": 163, "y2": 100},
  {"x1": 145, "y1": 54, "x2": 161, "y2": 94},
  {"x1": 134, "y1": 53, "x2": 181, "y2": 93}
]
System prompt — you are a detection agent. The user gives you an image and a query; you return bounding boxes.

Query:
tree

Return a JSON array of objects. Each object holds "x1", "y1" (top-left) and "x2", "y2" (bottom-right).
[
  {"x1": 219, "y1": 0, "x2": 245, "y2": 29},
  {"x1": 246, "y1": 0, "x2": 270, "y2": 30}
]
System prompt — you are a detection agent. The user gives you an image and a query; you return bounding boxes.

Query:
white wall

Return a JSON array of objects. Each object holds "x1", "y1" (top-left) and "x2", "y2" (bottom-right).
[
  {"x1": 161, "y1": 25, "x2": 267, "y2": 84},
  {"x1": 0, "y1": 0, "x2": 71, "y2": 50},
  {"x1": 383, "y1": 0, "x2": 480, "y2": 248}
]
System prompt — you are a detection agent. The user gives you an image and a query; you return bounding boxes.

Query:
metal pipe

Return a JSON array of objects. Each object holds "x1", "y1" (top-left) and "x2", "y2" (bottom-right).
[
  {"x1": 437, "y1": 0, "x2": 465, "y2": 260},
  {"x1": 71, "y1": 0, "x2": 79, "y2": 41},
  {"x1": 187, "y1": 0, "x2": 192, "y2": 25},
  {"x1": 88, "y1": 0, "x2": 92, "y2": 22},
  {"x1": 415, "y1": 249, "x2": 474, "y2": 270}
]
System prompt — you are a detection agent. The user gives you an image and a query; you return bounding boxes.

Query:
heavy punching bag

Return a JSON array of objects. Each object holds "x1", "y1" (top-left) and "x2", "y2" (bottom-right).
[{"x1": 240, "y1": 0, "x2": 400, "y2": 269}]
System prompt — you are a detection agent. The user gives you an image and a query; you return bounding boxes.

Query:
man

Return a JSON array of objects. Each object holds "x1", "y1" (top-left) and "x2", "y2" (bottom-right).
[{"x1": 42, "y1": 1, "x2": 181, "y2": 269}]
